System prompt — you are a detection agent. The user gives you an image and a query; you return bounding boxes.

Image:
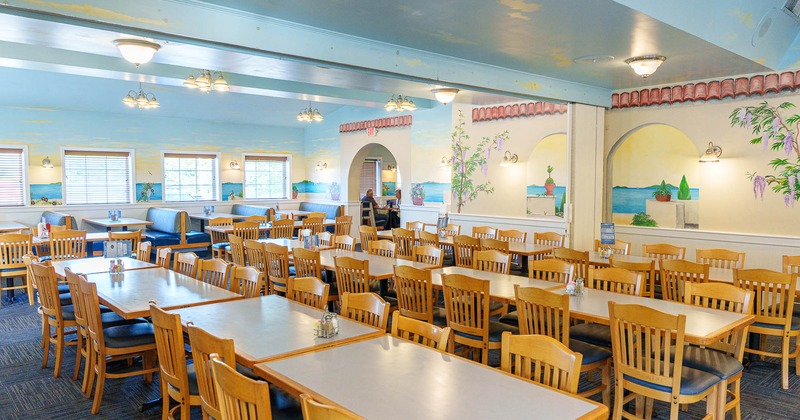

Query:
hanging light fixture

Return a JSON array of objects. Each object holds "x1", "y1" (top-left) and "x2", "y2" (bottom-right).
[
  {"x1": 113, "y1": 39, "x2": 160, "y2": 67},
  {"x1": 297, "y1": 105, "x2": 324, "y2": 123},
  {"x1": 384, "y1": 95, "x2": 416, "y2": 112},
  {"x1": 699, "y1": 141, "x2": 723, "y2": 163},
  {"x1": 500, "y1": 151, "x2": 518, "y2": 167},
  {"x1": 431, "y1": 88, "x2": 460, "y2": 104},
  {"x1": 184, "y1": 70, "x2": 230, "y2": 93},
  {"x1": 625, "y1": 55, "x2": 666, "y2": 78},
  {"x1": 122, "y1": 83, "x2": 160, "y2": 110}
]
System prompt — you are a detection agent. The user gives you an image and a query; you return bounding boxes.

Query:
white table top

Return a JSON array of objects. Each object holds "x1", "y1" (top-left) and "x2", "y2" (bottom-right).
[
  {"x1": 0, "y1": 222, "x2": 28, "y2": 232},
  {"x1": 255, "y1": 335, "x2": 608, "y2": 420},
  {"x1": 554, "y1": 287, "x2": 753, "y2": 346},
  {"x1": 318, "y1": 249, "x2": 437, "y2": 279},
  {"x1": 82, "y1": 217, "x2": 154, "y2": 228},
  {"x1": 32, "y1": 231, "x2": 145, "y2": 245},
  {"x1": 84, "y1": 267, "x2": 242, "y2": 319},
  {"x1": 429, "y1": 266, "x2": 563, "y2": 302},
  {"x1": 257, "y1": 238, "x2": 335, "y2": 252},
  {"x1": 204, "y1": 219, "x2": 335, "y2": 234},
  {"x1": 375, "y1": 231, "x2": 554, "y2": 257},
  {"x1": 188, "y1": 212, "x2": 248, "y2": 221},
  {"x1": 52, "y1": 256, "x2": 158, "y2": 278},
  {"x1": 169, "y1": 295, "x2": 383, "y2": 368}
]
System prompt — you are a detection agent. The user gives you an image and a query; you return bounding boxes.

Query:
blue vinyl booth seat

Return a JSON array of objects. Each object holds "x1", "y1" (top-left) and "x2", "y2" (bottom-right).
[
  {"x1": 231, "y1": 204, "x2": 273, "y2": 219},
  {"x1": 297, "y1": 202, "x2": 344, "y2": 233},
  {"x1": 142, "y1": 208, "x2": 210, "y2": 254},
  {"x1": 41, "y1": 211, "x2": 78, "y2": 230}
]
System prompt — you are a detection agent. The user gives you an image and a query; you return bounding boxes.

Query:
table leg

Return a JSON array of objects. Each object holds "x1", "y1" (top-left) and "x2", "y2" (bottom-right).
[
  {"x1": 4, "y1": 279, "x2": 16, "y2": 303},
  {"x1": 520, "y1": 256, "x2": 529, "y2": 276},
  {"x1": 106, "y1": 227, "x2": 112, "y2": 232},
  {"x1": 122, "y1": 226, "x2": 128, "y2": 231}
]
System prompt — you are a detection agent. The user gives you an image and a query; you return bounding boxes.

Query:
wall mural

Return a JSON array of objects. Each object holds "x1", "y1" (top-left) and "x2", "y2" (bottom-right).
[
  {"x1": 136, "y1": 182, "x2": 161, "y2": 202},
  {"x1": 730, "y1": 101, "x2": 800, "y2": 206},
  {"x1": 527, "y1": 134, "x2": 567, "y2": 217},
  {"x1": 450, "y1": 111, "x2": 511, "y2": 213},
  {"x1": 30, "y1": 183, "x2": 62, "y2": 206}
]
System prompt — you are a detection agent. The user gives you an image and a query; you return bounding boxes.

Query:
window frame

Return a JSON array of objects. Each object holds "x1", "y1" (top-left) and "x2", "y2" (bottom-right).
[
  {"x1": 360, "y1": 157, "x2": 382, "y2": 197},
  {"x1": 61, "y1": 146, "x2": 135, "y2": 205},
  {"x1": 0, "y1": 145, "x2": 29, "y2": 207},
  {"x1": 161, "y1": 150, "x2": 221, "y2": 203},
  {"x1": 242, "y1": 153, "x2": 292, "y2": 200}
]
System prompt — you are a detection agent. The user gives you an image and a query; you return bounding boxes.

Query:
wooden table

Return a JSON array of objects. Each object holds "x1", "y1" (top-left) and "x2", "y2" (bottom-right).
[
  {"x1": 51, "y1": 256, "x2": 157, "y2": 279},
  {"x1": 318, "y1": 249, "x2": 437, "y2": 295},
  {"x1": 429, "y1": 266, "x2": 563, "y2": 303},
  {"x1": 188, "y1": 212, "x2": 247, "y2": 231},
  {"x1": 83, "y1": 217, "x2": 153, "y2": 232},
  {"x1": 0, "y1": 222, "x2": 27, "y2": 232},
  {"x1": 204, "y1": 219, "x2": 335, "y2": 235},
  {"x1": 276, "y1": 210, "x2": 312, "y2": 220},
  {"x1": 84, "y1": 267, "x2": 242, "y2": 319},
  {"x1": 32, "y1": 231, "x2": 145, "y2": 245},
  {"x1": 170, "y1": 295, "x2": 383, "y2": 368},
  {"x1": 255, "y1": 335, "x2": 608, "y2": 420}
]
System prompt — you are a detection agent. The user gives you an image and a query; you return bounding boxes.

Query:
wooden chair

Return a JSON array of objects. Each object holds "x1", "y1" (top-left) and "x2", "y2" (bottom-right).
[
  {"x1": 156, "y1": 247, "x2": 172, "y2": 269},
  {"x1": 735, "y1": 268, "x2": 799, "y2": 389},
  {"x1": 442, "y1": 273, "x2": 518, "y2": 365},
  {"x1": 405, "y1": 221, "x2": 424, "y2": 232},
  {"x1": 642, "y1": 243, "x2": 686, "y2": 260},
  {"x1": 660, "y1": 259, "x2": 708, "y2": 302},
  {"x1": 368, "y1": 239, "x2": 395, "y2": 258},
  {"x1": 498, "y1": 229, "x2": 527, "y2": 244},
  {"x1": 391, "y1": 311, "x2": 451, "y2": 351},
  {"x1": 302, "y1": 217, "x2": 325, "y2": 235},
  {"x1": 173, "y1": 251, "x2": 199, "y2": 277},
  {"x1": 270, "y1": 218, "x2": 295, "y2": 239},
  {"x1": 49, "y1": 229, "x2": 87, "y2": 261},
  {"x1": 610, "y1": 256, "x2": 656, "y2": 298},
  {"x1": 64, "y1": 268, "x2": 92, "y2": 393},
  {"x1": 186, "y1": 324, "x2": 236, "y2": 420},
  {"x1": 696, "y1": 248, "x2": 746, "y2": 269},
  {"x1": 609, "y1": 302, "x2": 721, "y2": 420},
  {"x1": 108, "y1": 230, "x2": 141, "y2": 257},
  {"x1": 81, "y1": 278, "x2": 156, "y2": 414},
  {"x1": 341, "y1": 292, "x2": 390, "y2": 330},
  {"x1": 442, "y1": 223, "x2": 461, "y2": 236},
  {"x1": 264, "y1": 243, "x2": 290, "y2": 295},
  {"x1": 473, "y1": 249, "x2": 511, "y2": 275},
  {"x1": 307, "y1": 211, "x2": 327, "y2": 220},
  {"x1": 782, "y1": 255, "x2": 800, "y2": 275},
  {"x1": 30, "y1": 262, "x2": 77, "y2": 378},
  {"x1": 358, "y1": 225, "x2": 378, "y2": 249},
  {"x1": 0, "y1": 233, "x2": 32, "y2": 303},
  {"x1": 244, "y1": 239, "x2": 266, "y2": 272},
  {"x1": 196, "y1": 258, "x2": 233, "y2": 290},
  {"x1": 391, "y1": 227, "x2": 415, "y2": 260},
  {"x1": 528, "y1": 258, "x2": 574, "y2": 283},
  {"x1": 318, "y1": 231, "x2": 333, "y2": 247},
  {"x1": 244, "y1": 215, "x2": 268, "y2": 238},
  {"x1": 417, "y1": 229, "x2": 439, "y2": 248},
  {"x1": 287, "y1": 276, "x2": 330, "y2": 310},
  {"x1": 393, "y1": 265, "x2": 445, "y2": 325},
  {"x1": 684, "y1": 282, "x2": 754, "y2": 419},
  {"x1": 231, "y1": 266, "x2": 265, "y2": 298},
  {"x1": 360, "y1": 201, "x2": 385, "y2": 231},
  {"x1": 471, "y1": 225, "x2": 497, "y2": 239},
  {"x1": 593, "y1": 239, "x2": 630, "y2": 255},
  {"x1": 301, "y1": 394, "x2": 363, "y2": 420},
  {"x1": 500, "y1": 333, "x2": 582, "y2": 394},
  {"x1": 294, "y1": 248, "x2": 338, "y2": 307},
  {"x1": 334, "y1": 235, "x2": 355, "y2": 251},
  {"x1": 227, "y1": 234, "x2": 247, "y2": 266},
  {"x1": 210, "y1": 354, "x2": 273, "y2": 419},
  {"x1": 453, "y1": 235, "x2": 481, "y2": 268},
  {"x1": 297, "y1": 228, "x2": 313, "y2": 241},
  {"x1": 209, "y1": 217, "x2": 233, "y2": 259},
  {"x1": 533, "y1": 231, "x2": 564, "y2": 248},
  {"x1": 480, "y1": 237, "x2": 509, "y2": 253},
  {"x1": 412, "y1": 245, "x2": 443, "y2": 267},
  {"x1": 334, "y1": 215, "x2": 353, "y2": 236},
  {"x1": 422, "y1": 223, "x2": 438, "y2": 233},
  {"x1": 233, "y1": 220, "x2": 260, "y2": 241},
  {"x1": 588, "y1": 267, "x2": 642, "y2": 295},
  {"x1": 23, "y1": 253, "x2": 41, "y2": 306},
  {"x1": 552, "y1": 247, "x2": 590, "y2": 280},
  {"x1": 334, "y1": 256, "x2": 378, "y2": 294},
  {"x1": 136, "y1": 241, "x2": 152, "y2": 262},
  {"x1": 514, "y1": 286, "x2": 610, "y2": 404}
]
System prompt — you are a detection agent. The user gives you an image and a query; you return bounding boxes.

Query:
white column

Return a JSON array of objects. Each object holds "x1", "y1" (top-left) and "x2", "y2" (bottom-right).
[{"x1": 566, "y1": 103, "x2": 605, "y2": 250}]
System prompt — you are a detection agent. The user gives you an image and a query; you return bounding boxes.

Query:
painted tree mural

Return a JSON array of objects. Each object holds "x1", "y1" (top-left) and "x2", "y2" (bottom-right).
[
  {"x1": 730, "y1": 101, "x2": 800, "y2": 206},
  {"x1": 450, "y1": 111, "x2": 511, "y2": 213}
]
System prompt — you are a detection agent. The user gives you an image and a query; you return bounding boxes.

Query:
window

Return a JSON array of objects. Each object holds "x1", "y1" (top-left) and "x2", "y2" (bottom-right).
[
  {"x1": 359, "y1": 158, "x2": 380, "y2": 197},
  {"x1": 63, "y1": 148, "x2": 133, "y2": 205},
  {"x1": 163, "y1": 152, "x2": 219, "y2": 202},
  {"x1": 243, "y1": 154, "x2": 290, "y2": 199},
  {"x1": 0, "y1": 147, "x2": 27, "y2": 207}
]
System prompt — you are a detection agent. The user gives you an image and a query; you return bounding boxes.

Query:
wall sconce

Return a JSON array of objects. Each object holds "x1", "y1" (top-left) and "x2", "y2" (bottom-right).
[
  {"x1": 385, "y1": 164, "x2": 396, "y2": 171},
  {"x1": 315, "y1": 161, "x2": 327, "y2": 171},
  {"x1": 500, "y1": 151, "x2": 518, "y2": 167},
  {"x1": 699, "y1": 142, "x2": 722, "y2": 163},
  {"x1": 229, "y1": 160, "x2": 241, "y2": 170},
  {"x1": 42, "y1": 156, "x2": 54, "y2": 169},
  {"x1": 440, "y1": 156, "x2": 450, "y2": 168}
]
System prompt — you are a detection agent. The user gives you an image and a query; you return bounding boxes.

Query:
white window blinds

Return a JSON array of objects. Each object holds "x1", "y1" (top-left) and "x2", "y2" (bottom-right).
[
  {"x1": 244, "y1": 155, "x2": 289, "y2": 199},
  {"x1": 359, "y1": 160, "x2": 378, "y2": 197},
  {"x1": 0, "y1": 148, "x2": 25, "y2": 207},
  {"x1": 163, "y1": 152, "x2": 218, "y2": 202},
  {"x1": 64, "y1": 149, "x2": 132, "y2": 205}
]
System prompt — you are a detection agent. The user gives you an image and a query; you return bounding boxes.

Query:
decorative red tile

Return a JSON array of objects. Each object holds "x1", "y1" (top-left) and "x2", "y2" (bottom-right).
[
  {"x1": 671, "y1": 86, "x2": 683, "y2": 103},
  {"x1": 720, "y1": 79, "x2": 735, "y2": 99},
  {"x1": 707, "y1": 81, "x2": 721, "y2": 100},
  {"x1": 620, "y1": 92, "x2": 630, "y2": 108},
  {"x1": 682, "y1": 84, "x2": 695, "y2": 102},
  {"x1": 630, "y1": 91, "x2": 640, "y2": 107},
  {"x1": 765, "y1": 73, "x2": 779, "y2": 93},
  {"x1": 660, "y1": 87, "x2": 672, "y2": 104},
  {"x1": 734, "y1": 78, "x2": 749, "y2": 97},
  {"x1": 780, "y1": 71, "x2": 795, "y2": 91}
]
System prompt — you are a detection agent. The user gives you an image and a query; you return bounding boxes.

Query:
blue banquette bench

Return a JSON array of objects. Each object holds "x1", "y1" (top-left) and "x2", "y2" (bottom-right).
[
  {"x1": 298, "y1": 202, "x2": 344, "y2": 220},
  {"x1": 41, "y1": 210, "x2": 78, "y2": 229},
  {"x1": 143, "y1": 208, "x2": 210, "y2": 252},
  {"x1": 231, "y1": 204, "x2": 274, "y2": 219}
]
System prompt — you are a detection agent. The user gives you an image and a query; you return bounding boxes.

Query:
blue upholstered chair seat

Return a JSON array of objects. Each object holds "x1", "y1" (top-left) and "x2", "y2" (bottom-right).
[
  {"x1": 570, "y1": 323, "x2": 612, "y2": 348},
  {"x1": 59, "y1": 292, "x2": 72, "y2": 306},
  {"x1": 672, "y1": 345, "x2": 743, "y2": 380},
  {"x1": 103, "y1": 322, "x2": 156, "y2": 348},
  {"x1": 569, "y1": 339, "x2": 612, "y2": 365},
  {"x1": 57, "y1": 284, "x2": 70, "y2": 294},
  {"x1": 143, "y1": 230, "x2": 181, "y2": 247},
  {"x1": 498, "y1": 310, "x2": 518, "y2": 326},
  {"x1": 59, "y1": 305, "x2": 147, "y2": 328},
  {"x1": 624, "y1": 366, "x2": 720, "y2": 396},
  {"x1": 211, "y1": 242, "x2": 230, "y2": 250},
  {"x1": 752, "y1": 316, "x2": 800, "y2": 331},
  {"x1": 453, "y1": 321, "x2": 519, "y2": 342}
]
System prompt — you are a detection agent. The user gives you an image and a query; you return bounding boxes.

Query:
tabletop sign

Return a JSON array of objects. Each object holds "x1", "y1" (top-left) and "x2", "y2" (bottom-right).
[
  {"x1": 304, "y1": 234, "x2": 320, "y2": 250},
  {"x1": 104, "y1": 240, "x2": 131, "y2": 258},
  {"x1": 600, "y1": 222, "x2": 615, "y2": 245}
]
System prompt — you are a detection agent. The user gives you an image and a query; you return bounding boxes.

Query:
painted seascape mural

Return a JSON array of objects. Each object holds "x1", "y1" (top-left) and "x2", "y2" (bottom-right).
[{"x1": 526, "y1": 133, "x2": 567, "y2": 217}]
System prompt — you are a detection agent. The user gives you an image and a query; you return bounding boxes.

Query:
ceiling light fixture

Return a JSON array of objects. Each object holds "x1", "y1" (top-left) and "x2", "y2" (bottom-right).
[
  {"x1": 315, "y1": 161, "x2": 327, "y2": 171},
  {"x1": 431, "y1": 88, "x2": 460, "y2": 104},
  {"x1": 500, "y1": 151, "x2": 518, "y2": 167},
  {"x1": 699, "y1": 141, "x2": 723, "y2": 163},
  {"x1": 113, "y1": 39, "x2": 160, "y2": 67},
  {"x1": 183, "y1": 70, "x2": 230, "y2": 93},
  {"x1": 297, "y1": 105, "x2": 324, "y2": 123},
  {"x1": 625, "y1": 55, "x2": 666, "y2": 78},
  {"x1": 229, "y1": 160, "x2": 241, "y2": 170},
  {"x1": 122, "y1": 83, "x2": 160, "y2": 110},
  {"x1": 42, "y1": 156, "x2": 54, "y2": 169},
  {"x1": 384, "y1": 95, "x2": 416, "y2": 112}
]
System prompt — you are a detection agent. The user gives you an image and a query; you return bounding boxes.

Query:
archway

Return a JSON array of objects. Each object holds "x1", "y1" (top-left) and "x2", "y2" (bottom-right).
[
  {"x1": 346, "y1": 143, "x2": 399, "y2": 203},
  {"x1": 526, "y1": 132, "x2": 567, "y2": 217}
]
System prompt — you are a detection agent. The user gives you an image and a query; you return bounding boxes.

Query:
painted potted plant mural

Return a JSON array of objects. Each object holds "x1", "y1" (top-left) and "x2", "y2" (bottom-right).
[
  {"x1": 411, "y1": 183, "x2": 425, "y2": 205},
  {"x1": 450, "y1": 111, "x2": 511, "y2": 213},
  {"x1": 677, "y1": 175, "x2": 691, "y2": 200},
  {"x1": 291, "y1": 184, "x2": 299, "y2": 199},
  {"x1": 544, "y1": 165, "x2": 556, "y2": 196},
  {"x1": 329, "y1": 182, "x2": 340, "y2": 201},
  {"x1": 138, "y1": 182, "x2": 155, "y2": 202},
  {"x1": 652, "y1": 180, "x2": 671, "y2": 202},
  {"x1": 730, "y1": 101, "x2": 800, "y2": 206}
]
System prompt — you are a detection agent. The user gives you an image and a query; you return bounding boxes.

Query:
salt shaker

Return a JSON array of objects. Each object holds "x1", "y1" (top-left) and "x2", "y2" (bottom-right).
[{"x1": 576, "y1": 278, "x2": 585, "y2": 295}]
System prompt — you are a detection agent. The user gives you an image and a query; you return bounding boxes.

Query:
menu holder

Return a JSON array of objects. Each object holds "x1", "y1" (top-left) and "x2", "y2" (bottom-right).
[
  {"x1": 304, "y1": 234, "x2": 320, "y2": 251},
  {"x1": 104, "y1": 240, "x2": 132, "y2": 258}
]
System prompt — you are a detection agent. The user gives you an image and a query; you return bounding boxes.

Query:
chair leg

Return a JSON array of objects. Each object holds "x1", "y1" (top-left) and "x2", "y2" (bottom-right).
[
  {"x1": 72, "y1": 333, "x2": 83, "y2": 381},
  {"x1": 612, "y1": 381, "x2": 624, "y2": 420},
  {"x1": 634, "y1": 395, "x2": 645, "y2": 418},
  {"x1": 732, "y1": 380, "x2": 741, "y2": 420},
  {"x1": 91, "y1": 359, "x2": 106, "y2": 414},
  {"x1": 601, "y1": 360, "x2": 611, "y2": 407},
  {"x1": 53, "y1": 327, "x2": 64, "y2": 378},
  {"x1": 41, "y1": 323, "x2": 51, "y2": 369},
  {"x1": 81, "y1": 344, "x2": 93, "y2": 397},
  {"x1": 160, "y1": 377, "x2": 170, "y2": 420},
  {"x1": 782, "y1": 334, "x2": 790, "y2": 389}
]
